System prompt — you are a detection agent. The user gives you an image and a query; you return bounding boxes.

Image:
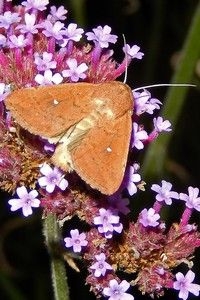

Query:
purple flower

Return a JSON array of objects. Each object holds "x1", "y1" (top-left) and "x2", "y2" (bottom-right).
[
  {"x1": 133, "y1": 89, "x2": 162, "y2": 115},
  {"x1": 8, "y1": 186, "x2": 40, "y2": 217},
  {"x1": 47, "y1": 5, "x2": 68, "y2": 22},
  {"x1": 123, "y1": 44, "x2": 144, "y2": 60},
  {"x1": 8, "y1": 34, "x2": 29, "y2": 48},
  {"x1": 62, "y1": 58, "x2": 88, "y2": 82},
  {"x1": 64, "y1": 229, "x2": 88, "y2": 252},
  {"x1": 42, "y1": 20, "x2": 65, "y2": 40},
  {"x1": 125, "y1": 164, "x2": 141, "y2": 196},
  {"x1": 0, "y1": 34, "x2": 6, "y2": 47},
  {"x1": 151, "y1": 180, "x2": 179, "y2": 205},
  {"x1": 86, "y1": 25, "x2": 117, "y2": 48},
  {"x1": 0, "y1": 83, "x2": 10, "y2": 102},
  {"x1": 61, "y1": 23, "x2": 84, "y2": 47},
  {"x1": 179, "y1": 187, "x2": 200, "y2": 211},
  {"x1": 38, "y1": 163, "x2": 68, "y2": 193},
  {"x1": 93, "y1": 208, "x2": 123, "y2": 239},
  {"x1": 108, "y1": 195, "x2": 130, "y2": 215},
  {"x1": 34, "y1": 52, "x2": 57, "y2": 71},
  {"x1": 35, "y1": 69, "x2": 63, "y2": 85},
  {"x1": 90, "y1": 253, "x2": 112, "y2": 277},
  {"x1": 173, "y1": 270, "x2": 200, "y2": 300},
  {"x1": 153, "y1": 116, "x2": 172, "y2": 132},
  {"x1": 22, "y1": 0, "x2": 49, "y2": 11},
  {"x1": 103, "y1": 279, "x2": 134, "y2": 300},
  {"x1": 139, "y1": 208, "x2": 160, "y2": 227},
  {"x1": 0, "y1": 11, "x2": 21, "y2": 29},
  {"x1": 16, "y1": 13, "x2": 40, "y2": 34},
  {"x1": 131, "y1": 122, "x2": 148, "y2": 150}
]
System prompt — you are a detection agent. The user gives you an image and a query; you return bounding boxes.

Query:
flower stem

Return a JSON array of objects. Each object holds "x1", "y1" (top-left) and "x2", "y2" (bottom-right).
[
  {"x1": 43, "y1": 214, "x2": 70, "y2": 300},
  {"x1": 142, "y1": 2, "x2": 200, "y2": 179}
]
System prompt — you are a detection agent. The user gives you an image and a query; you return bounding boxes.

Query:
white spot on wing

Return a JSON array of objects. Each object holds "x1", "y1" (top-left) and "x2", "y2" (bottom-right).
[
  {"x1": 106, "y1": 147, "x2": 112, "y2": 152},
  {"x1": 53, "y1": 99, "x2": 59, "y2": 105}
]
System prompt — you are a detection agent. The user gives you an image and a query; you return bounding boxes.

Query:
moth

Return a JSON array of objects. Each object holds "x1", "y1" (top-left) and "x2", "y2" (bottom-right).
[{"x1": 5, "y1": 81, "x2": 133, "y2": 195}]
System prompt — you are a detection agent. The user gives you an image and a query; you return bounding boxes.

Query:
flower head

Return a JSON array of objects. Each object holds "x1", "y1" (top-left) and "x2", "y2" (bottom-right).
[
  {"x1": 22, "y1": 0, "x2": 49, "y2": 11},
  {"x1": 90, "y1": 253, "x2": 112, "y2": 277},
  {"x1": 8, "y1": 186, "x2": 40, "y2": 217},
  {"x1": 61, "y1": 23, "x2": 84, "y2": 47},
  {"x1": 16, "y1": 13, "x2": 40, "y2": 34},
  {"x1": 62, "y1": 58, "x2": 88, "y2": 82},
  {"x1": 0, "y1": 11, "x2": 21, "y2": 29},
  {"x1": 173, "y1": 270, "x2": 200, "y2": 300},
  {"x1": 34, "y1": 52, "x2": 57, "y2": 71},
  {"x1": 42, "y1": 20, "x2": 65, "y2": 40},
  {"x1": 131, "y1": 122, "x2": 148, "y2": 150},
  {"x1": 86, "y1": 25, "x2": 117, "y2": 48},
  {"x1": 35, "y1": 69, "x2": 63, "y2": 85},
  {"x1": 103, "y1": 279, "x2": 134, "y2": 300},
  {"x1": 151, "y1": 180, "x2": 179, "y2": 205},
  {"x1": 108, "y1": 195, "x2": 130, "y2": 215},
  {"x1": 38, "y1": 163, "x2": 68, "y2": 193},
  {"x1": 93, "y1": 208, "x2": 123, "y2": 239},
  {"x1": 179, "y1": 187, "x2": 200, "y2": 211},
  {"x1": 64, "y1": 229, "x2": 88, "y2": 252},
  {"x1": 47, "y1": 5, "x2": 68, "y2": 22},
  {"x1": 139, "y1": 208, "x2": 160, "y2": 227},
  {"x1": 134, "y1": 89, "x2": 162, "y2": 115},
  {"x1": 125, "y1": 164, "x2": 141, "y2": 196},
  {"x1": 123, "y1": 44, "x2": 144, "y2": 60},
  {"x1": 153, "y1": 116, "x2": 172, "y2": 132}
]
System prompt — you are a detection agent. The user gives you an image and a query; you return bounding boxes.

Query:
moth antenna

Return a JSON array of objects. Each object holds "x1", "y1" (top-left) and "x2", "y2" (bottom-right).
[
  {"x1": 133, "y1": 83, "x2": 196, "y2": 92},
  {"x1": 122, "y1": 34, "x2": 128, "y2": 84}
]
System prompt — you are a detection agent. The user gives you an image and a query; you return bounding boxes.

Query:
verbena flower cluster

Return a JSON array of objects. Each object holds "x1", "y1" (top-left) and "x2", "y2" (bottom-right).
[{"x1": 0, "y1": 1, "x2": 200, "y2": 299}]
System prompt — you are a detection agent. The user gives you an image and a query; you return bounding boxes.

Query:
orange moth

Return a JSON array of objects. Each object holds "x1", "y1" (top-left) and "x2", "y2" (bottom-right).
[{"x1": 5, "y1": 81, "x2": 133, "y2": 195}]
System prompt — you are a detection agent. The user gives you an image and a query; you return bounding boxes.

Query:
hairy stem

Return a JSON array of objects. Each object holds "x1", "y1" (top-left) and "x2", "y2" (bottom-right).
[{"x1": 43, "y1": 214, "x2": 69, "y2": 300}]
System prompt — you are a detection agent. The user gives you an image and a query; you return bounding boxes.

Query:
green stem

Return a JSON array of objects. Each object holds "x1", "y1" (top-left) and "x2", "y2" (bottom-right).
[
  {"x1": 142, "y1": 1, "x2": 200, "y2": 179},
  {"x1": 43, "y1": 214, "x2": 69, "y2": 300},
  {"x1": 69, "y1": 0, "x2": 87, "y2": 28}
]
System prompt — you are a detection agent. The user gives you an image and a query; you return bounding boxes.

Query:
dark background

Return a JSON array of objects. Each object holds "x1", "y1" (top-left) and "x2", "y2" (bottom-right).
[{"x1": 0, "y1": 0, "x2": 200, "y2": 299}]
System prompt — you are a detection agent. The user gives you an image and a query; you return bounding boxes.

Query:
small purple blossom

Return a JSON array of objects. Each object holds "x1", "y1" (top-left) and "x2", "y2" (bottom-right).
[
  {"x1": 108, "y1": 195, "x2": 130, "y2": 215},
  {"x1": 38, "y1": 163, "x2": 68, "y2": 193},
  {"x1": 8, "y1": 34, "x2": 29, "y2": 48},
  {"x1": 22, "y1": 0, "x2": 49, "y2": 11},
  {"x1": 8, "y1": 186, "x2": 40, "y2": 217},
  {"x1": 47, "y1": 5, "x2": 68, "y2": 22},
  {"x1": 151, "y1": 180, "x2": 179, "y2": 205},
  {"x1": 125, "y1": 163, "x2": 141, "y2": 196},
  {"x1": 173, "y1": 270, "x2": 200, "y2": 300},
  {"x1": 0, "y1": 34, "x2": 6, "y2": 47},
  {"x1": 179, "y1": 187, "x2": 200, "y2": 211},
  {"x1": 139, "y1": 208, "x2": 160, "y2": 227},
  {"x1": 86, "y1": 25, "x2": 117, "y2": 48},
  {"x1": 16, "y1": 13, "x2": 40, "y2": 34},
  {"x1": 90, "y1": 253, "x2": 112, "y2": 277},
  {"x1": 0, "y1": 11, "x2": 21, "y2": 29},
  {"x1": 131, "y1": 122, "x2": 148, "y2": 150},
  {"x1": 93, "y1": 208, "x2": 123, "y2": 239},
  {"x1": 34, "y1": 52, "x2": 57, "y2": 71},
  {"x1": 123, "y1": 44, "x2": 144, "y2": 60},
  {"x1": 42, "y1": 20, "x2": 65, "y2": 40},
  {"x1": 153, "y1": 116, "x2": 172, "y2": 132},
  {"x1": 35, "y1": 69, "x2": 63, "y2": 85},
  {"x1": 64, "y1": 229, "x2": 88, "y2": 252},
  {"x1": 103, "y1": 279, "x2": 134, "y2": 300},
  {"x1": 62, "y1": 58, "x2": 88, "y2": 82},
  {"x1": 0, "y1": 83, "x2": 10, "y2": 102},
  {"x1": 133, "y1": 89, "x2": 162, "y2": 115},
  {"x1": 61, "y1": 23, "x2": 84, "y2": 47}
]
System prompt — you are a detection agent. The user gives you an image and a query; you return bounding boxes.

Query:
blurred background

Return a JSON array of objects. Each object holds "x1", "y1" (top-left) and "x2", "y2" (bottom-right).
[{"x1": 0, "y1": 0, "x2": 200, "y2": 299}]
